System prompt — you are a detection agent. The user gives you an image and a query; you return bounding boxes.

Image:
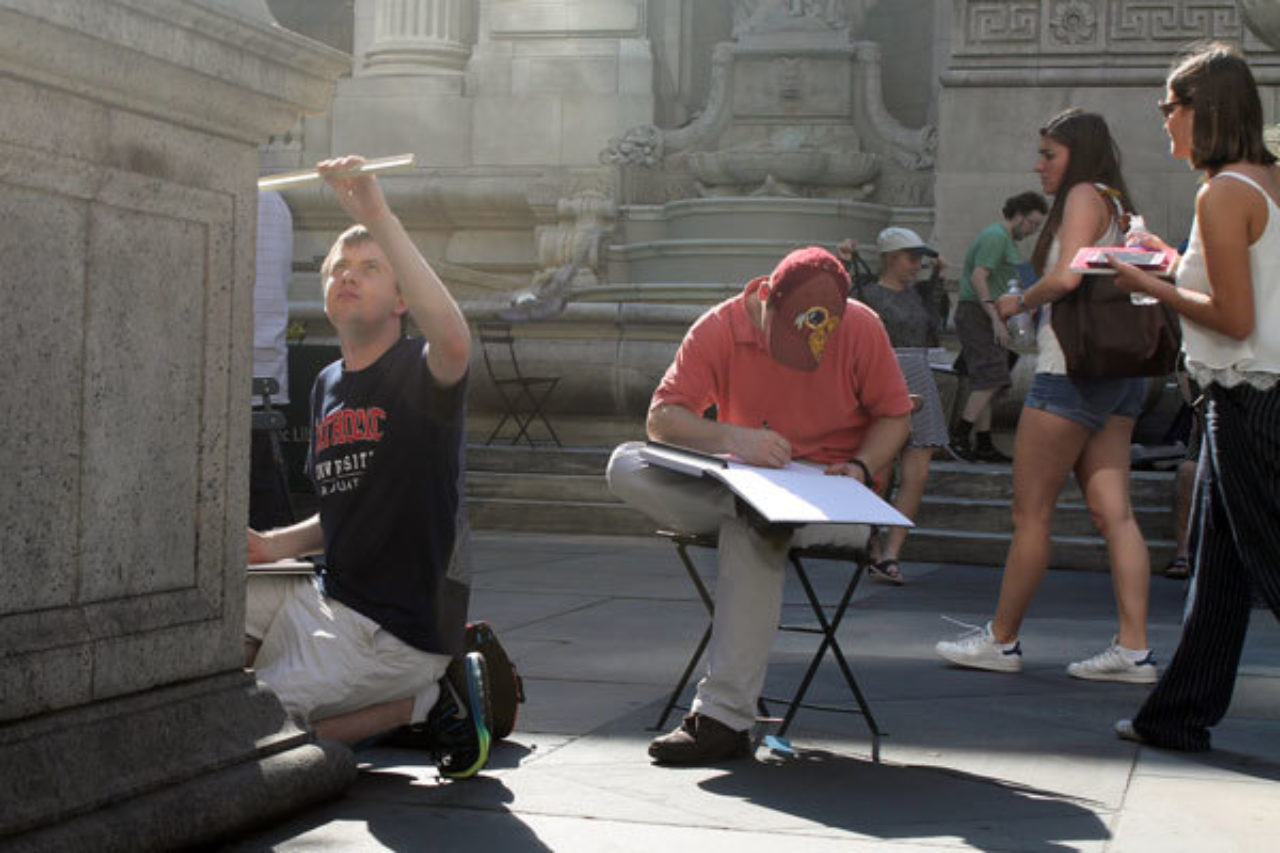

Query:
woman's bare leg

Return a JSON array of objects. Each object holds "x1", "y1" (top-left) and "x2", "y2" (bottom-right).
[
  {"x1": 1075, "y1": 415, "x2": 1150, "y2": 650},
  {"x1": 882, "y1": 446, "x2": 933, "y2": 560},
  {"x1": 990, "y1": 407, "x2": 1091, "y2": 643}
]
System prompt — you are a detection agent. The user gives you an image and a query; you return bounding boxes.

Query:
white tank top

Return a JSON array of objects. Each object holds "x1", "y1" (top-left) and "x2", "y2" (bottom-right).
[{"x1": 1179, "y1": 170, "x2": 1280, "y2": 390}]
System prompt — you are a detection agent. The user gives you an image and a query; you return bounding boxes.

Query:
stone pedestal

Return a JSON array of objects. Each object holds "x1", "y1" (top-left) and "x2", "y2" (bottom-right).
[{"x1": 0, "y1": 1, "x2": 352, "y2": 848}]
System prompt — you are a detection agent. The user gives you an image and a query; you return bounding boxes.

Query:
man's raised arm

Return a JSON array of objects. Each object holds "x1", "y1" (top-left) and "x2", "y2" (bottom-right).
[{"x1": 318, "y1": 155, "x2": 471, "y2": 385}]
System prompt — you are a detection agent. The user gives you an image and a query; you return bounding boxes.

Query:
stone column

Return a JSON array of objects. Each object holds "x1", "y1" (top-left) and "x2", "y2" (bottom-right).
[
  {"x1": 0, "y1": 1, "x2": 352, "y2": 849},
  {"x1": 365, "y1": 0, "x2": 471, "y2": 76},
  {"x1": 332, "y1": 0, "x2": 475, "y2": 163}
]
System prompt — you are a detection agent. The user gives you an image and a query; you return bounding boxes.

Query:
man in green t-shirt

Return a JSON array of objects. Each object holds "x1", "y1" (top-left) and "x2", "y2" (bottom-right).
[{"x1": 948, "y1": 191, "x2": 1047, "y2": 462}]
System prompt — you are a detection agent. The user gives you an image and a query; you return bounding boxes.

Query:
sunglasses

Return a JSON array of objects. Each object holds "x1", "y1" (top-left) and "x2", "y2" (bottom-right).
[{"x1": 1157, "y1": 98, "x2": 1190, "y2": 119}]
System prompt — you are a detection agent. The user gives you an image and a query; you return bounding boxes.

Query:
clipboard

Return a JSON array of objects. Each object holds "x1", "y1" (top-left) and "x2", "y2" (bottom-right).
[{"x1": 637, "y1": 441, "x2": 913, "y2": 527}]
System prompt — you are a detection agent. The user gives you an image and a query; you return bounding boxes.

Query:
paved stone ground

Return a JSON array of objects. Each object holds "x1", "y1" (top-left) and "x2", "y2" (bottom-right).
[{"x1": 222, "y1": 532, "x2": 1280, "y2": 852}]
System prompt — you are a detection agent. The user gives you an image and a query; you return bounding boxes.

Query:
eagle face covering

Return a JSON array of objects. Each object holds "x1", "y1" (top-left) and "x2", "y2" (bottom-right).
[{"x1": 762, "y1": 246, "x2": 849, "y2": 372}]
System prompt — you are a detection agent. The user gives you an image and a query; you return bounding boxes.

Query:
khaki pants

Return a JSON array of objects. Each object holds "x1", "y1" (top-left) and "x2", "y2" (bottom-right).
[
  {"x1": 607, "y1": 442, "x2": 869, "y2": 731},
  {"x1": 247, "y1": 576, "x2": 450, "y2": 725}
]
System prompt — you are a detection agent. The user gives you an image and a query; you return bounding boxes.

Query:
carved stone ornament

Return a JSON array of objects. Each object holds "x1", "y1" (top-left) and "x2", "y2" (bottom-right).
[
  {"x1": 600, "y1": 124, "x2": 664, "y2": 167},
  {"x1": 731, "y1": 0, "x2": 850, "y2": 38},
  {"x1": 1049, "y1": 0, "x2": 1099, "y2": 45}
]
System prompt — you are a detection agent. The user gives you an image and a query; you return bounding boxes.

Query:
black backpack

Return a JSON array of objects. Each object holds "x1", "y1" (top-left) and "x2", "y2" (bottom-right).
[{"x1": 466, "y1": 621, "x2": 525, "y2": 740}]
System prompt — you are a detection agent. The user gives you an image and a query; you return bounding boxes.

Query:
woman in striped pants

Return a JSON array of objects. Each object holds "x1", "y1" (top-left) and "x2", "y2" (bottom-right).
[{"x1": 1111, "y1": 42, "x2": 1280, "y2": 751}]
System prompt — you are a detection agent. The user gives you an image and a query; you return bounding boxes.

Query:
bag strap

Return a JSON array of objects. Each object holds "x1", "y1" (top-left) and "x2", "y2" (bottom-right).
[{"x1": 1092, "y1": 183, "x2": 1129, "y2": 236}]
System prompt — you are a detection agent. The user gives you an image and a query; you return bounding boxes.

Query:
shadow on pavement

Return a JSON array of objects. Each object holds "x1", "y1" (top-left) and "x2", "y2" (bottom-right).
[
  {"x1": 700, "y1": 748, "x2": 1109, "y2": 852},
  {"x1": 220, "y1": 743, "x2": 550, "y2": 852}
]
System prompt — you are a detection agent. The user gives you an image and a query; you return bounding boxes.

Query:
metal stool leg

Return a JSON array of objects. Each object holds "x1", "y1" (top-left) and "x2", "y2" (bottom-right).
[{"x1": 763, "y1": 552, "x2": 883, "y2": 763}]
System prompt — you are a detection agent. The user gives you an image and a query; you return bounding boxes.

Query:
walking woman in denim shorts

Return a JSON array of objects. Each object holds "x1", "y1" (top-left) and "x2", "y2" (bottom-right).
[{"x1": 935, "y1": 109, "x2": 1157, "y2": 684}]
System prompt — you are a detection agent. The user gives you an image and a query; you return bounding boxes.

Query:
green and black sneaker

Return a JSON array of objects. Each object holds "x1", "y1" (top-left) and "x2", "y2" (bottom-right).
[
  {"x1": 382, "y1": 651, "x2": 493, "y2": 779},
  {"x1": 428, "y1": 651, "x2": 493, "y2": 779}
]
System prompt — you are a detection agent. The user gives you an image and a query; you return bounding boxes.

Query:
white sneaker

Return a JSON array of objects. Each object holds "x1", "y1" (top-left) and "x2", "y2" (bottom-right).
[
  {"x1": 936, "y1": 619, "x2": 1023, "y2": 673},
  {"x1": 1067, "y1": 643, "x2": 1158, "y2": 684}
]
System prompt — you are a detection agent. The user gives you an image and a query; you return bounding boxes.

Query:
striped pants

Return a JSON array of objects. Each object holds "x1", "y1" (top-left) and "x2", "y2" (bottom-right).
[{"x1": 1132, "y1": 382, "x2": 1280, "y2": 751}]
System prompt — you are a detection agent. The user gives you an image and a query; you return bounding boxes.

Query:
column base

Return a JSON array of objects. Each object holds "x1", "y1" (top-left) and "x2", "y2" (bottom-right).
[{"x1": 0, "y1": 671, "x2": 357, "y2": 851}]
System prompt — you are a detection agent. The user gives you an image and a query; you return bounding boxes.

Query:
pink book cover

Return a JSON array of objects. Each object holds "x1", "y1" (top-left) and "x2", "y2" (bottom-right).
[{"x1": 1069, "y1": 246, "x2": 1177, "y2": 278}]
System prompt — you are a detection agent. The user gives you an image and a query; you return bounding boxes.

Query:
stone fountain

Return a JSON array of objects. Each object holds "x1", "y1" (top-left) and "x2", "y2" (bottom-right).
[{"x1": 597, "y1": 0, "x2": 937, "y2": 293}]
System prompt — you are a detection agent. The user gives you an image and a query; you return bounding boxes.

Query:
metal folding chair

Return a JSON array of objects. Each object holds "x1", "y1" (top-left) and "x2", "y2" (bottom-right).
[
  {"x1": 251, "y1": 376, "x2": 295, "y2": 526},
  {"x1": 478, "y1": 321, "x2": 562, "y2": 447},
  {"x1": 652, "y1": 531, "x2": 884, "y2": 762}
]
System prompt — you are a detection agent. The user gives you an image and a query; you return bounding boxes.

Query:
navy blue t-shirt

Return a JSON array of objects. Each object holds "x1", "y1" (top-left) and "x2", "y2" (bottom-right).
[{"x1": 307, "y1": 337, "x2": 469, "y2": 655}]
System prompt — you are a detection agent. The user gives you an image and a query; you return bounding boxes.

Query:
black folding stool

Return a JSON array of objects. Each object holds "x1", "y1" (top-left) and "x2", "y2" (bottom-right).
[
  {"x1": 477, "y1": 321, "x2": 562, "y2": 447},
  {"x1": 652, "y1": 530, "x2": 884, "y2": 762}
]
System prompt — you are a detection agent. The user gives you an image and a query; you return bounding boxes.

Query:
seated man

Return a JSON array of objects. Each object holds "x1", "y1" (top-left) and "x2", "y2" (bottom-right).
[
  {"x1": 246, "y1": 156, "x2": 488, "y2": 778},
  {"x1": 607, "y1": 246, "x2": 912, "y2": 764}
]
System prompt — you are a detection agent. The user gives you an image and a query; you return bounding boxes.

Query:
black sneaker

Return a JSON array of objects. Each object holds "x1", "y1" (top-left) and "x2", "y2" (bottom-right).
[
  {"x1": 972, "y1": 444, "x2": 1012, "y2": 464},
  {"x1": 382, "y1": 651, "x2": 492, "y2": 779},
  {"x1": 946, "y1": 436, "x2": 976, "y2": 462}
]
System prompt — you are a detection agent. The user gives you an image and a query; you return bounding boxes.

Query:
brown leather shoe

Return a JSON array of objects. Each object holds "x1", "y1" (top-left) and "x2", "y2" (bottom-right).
[{"x1": 648, "y1": 713, "x2": 751, "y2": 765}]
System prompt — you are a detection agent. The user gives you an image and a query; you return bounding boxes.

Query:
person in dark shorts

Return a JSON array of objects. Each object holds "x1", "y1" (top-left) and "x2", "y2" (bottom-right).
[{"x1": 949, "y1": 191, "x2": 1048, "y2": 462}]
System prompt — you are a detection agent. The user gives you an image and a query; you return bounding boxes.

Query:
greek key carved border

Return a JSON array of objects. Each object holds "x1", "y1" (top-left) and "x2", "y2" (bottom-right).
[{"x1": 956, "y1": 0, "x2": 1262, "y2": 57}]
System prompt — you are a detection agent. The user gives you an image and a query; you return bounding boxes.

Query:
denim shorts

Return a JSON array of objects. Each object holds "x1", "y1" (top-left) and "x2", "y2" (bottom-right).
[{"x1": 1024, "y1": 373, "x2": 1147, "y2": 431}]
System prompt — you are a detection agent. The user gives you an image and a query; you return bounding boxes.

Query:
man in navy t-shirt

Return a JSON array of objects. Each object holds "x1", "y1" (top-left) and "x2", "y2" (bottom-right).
[{"x1": 246, "y1": 156, "x2": 489, "y2": 779}]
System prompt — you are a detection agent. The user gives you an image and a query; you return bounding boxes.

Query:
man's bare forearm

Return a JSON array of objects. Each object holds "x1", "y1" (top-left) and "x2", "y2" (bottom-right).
[
  {"x1": 364, "y1": 212, "x2": 471, "y2": 384},
  {"x1": 255, "y1": 514, "x2": 324, "y2": 561},
  {"x1": 856, "y1": 414, "x2": 911, "y2": 477},
  {"x1": 648, "y1": 404, "x2": 736, "y2": 454}
]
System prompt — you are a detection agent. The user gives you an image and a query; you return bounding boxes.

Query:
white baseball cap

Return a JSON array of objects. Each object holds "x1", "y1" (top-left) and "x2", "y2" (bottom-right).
[{"x1": 876, "y1": 227, "x2": 937, "y2": 256}]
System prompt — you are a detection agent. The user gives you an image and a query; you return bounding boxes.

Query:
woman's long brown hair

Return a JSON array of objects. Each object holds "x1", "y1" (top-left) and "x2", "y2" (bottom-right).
[{"x1": 1030, "y1": 109, "x2": 1135, "y2": 275}]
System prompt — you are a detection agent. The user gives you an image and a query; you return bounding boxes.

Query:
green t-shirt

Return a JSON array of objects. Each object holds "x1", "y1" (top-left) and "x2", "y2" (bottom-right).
[{"x1": 959, "y1": 222, "x2": 1022, "y2": 302}]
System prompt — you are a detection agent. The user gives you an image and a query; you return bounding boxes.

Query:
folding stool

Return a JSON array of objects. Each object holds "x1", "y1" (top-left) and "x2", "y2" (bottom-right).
[{"x1": 652, "y1": 530, "x2": 884, "y2": 762}]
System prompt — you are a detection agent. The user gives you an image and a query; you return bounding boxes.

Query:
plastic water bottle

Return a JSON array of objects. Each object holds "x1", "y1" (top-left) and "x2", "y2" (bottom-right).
[
  {"x1": 1005, "y1": 278, "x2": 1035, "y2": 351},
  {"x1": 1125, "y1": 215, "x2": 1160, "y2": 305}
]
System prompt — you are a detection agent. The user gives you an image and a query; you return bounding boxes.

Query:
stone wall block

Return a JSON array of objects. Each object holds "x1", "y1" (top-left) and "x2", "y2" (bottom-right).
[
  {"x1": 562, "y1": 96, "x2": 655, "y2": 165},
  {"x1": 473, "y1": 96, "x2": 563, "y2": 165},
  {"x1": 618, "y1": 37, "x2": 655, "y2": 94},
  {"x1": 0, "y1": 0, "x2": 352, "y2": 843},
  {"x1": 0, "y1": 175, "x2": 85, "y2": 615},
  {"x1": 488, "y1": 0, "x2": 643, "y2": 36}
]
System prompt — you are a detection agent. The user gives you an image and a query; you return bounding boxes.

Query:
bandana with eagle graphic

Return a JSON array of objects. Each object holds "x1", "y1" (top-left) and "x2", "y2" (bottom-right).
[{"x1": 760, "y1": 246, "x2": 850, "y2": 371}]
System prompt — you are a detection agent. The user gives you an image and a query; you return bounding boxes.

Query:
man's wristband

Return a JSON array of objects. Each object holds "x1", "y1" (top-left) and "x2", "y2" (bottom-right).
[
  {"x1": 848, "y1": 457, "x2": 873, "y2": 485},
  {"x1": 1016, "y1": 292, "x2": 1028, "y2": 312}
]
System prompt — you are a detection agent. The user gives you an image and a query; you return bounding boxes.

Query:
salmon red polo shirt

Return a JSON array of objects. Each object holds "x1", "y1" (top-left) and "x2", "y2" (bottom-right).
[{"x1": 651, "y1": 276, "x2": 913, "y2": 466}]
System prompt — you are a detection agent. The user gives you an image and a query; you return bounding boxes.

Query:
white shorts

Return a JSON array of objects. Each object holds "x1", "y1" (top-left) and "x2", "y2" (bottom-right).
[{"x1": 246, "y1": 575, "x2": 449, "y2": 725}]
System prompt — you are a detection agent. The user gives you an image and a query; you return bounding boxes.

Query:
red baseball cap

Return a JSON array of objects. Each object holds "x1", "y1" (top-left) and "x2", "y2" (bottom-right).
[{"x1": 760, "y1": 246, "x2": 849, "y2": 372}]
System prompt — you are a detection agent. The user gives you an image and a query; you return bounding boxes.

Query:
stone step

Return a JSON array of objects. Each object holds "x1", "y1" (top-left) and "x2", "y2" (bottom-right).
[
  {"x1": 912, "y1": 495, "x2": 1176, "y2": 540},
  {"x1": 467, "y1": 497, "x2": 653, "y2": 537},
  {"x1": 465, "y1": 472, "x2": 1177, "y2": 541},
  {"x1": 469, "y1": 470, "x2": 615, "y2": 503},
  {"x1": 463, "y1": 444, "x2": 1181, "y2": 571},
  {"x1": 925, "y1": 461, "x2": 1176, "y2": 506},
  {"x1": 900, "y1": 527, "x2": 1177, "y2": 572},
  {"x1": 467, "y1": 444, "x2": 612, "y2": 476}
]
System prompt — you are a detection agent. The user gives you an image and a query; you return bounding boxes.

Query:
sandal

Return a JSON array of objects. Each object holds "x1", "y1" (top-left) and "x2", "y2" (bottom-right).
[
  {"x1": 1163, "y1": 555, "x2": 1190, "y2": 580},
  {"x1": 868, "y1": 558, "x2": 905, "y2": 586}
]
